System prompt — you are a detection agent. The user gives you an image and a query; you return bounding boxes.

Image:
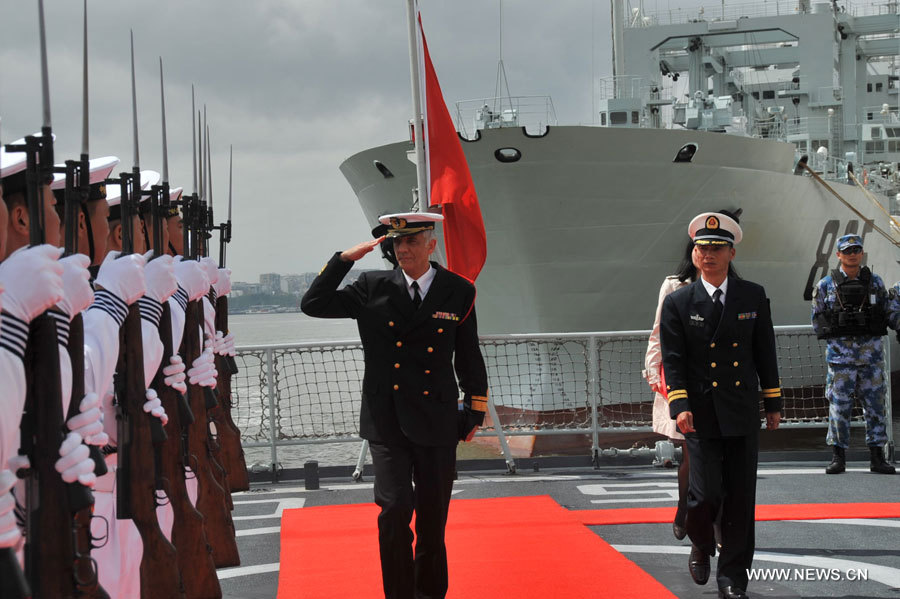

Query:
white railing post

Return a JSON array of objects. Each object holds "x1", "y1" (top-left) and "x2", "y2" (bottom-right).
[
  {"x1": 265, "y1": 347, "x2": 279, "y2": 482},
  {"x1": 487, "y1": 396, "x2": 516, "y2": 474},
  {"x1": 352, "y1": 439, "x2": 369, "y2": 481},
  {"x1": 588, "y1": 335, "x2": 600, "y2": 466}
]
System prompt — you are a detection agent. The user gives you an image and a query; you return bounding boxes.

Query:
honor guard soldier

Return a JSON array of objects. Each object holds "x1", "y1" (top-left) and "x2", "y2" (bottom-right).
[
  {"x1": 301, "y1": 212, "x2": 489, "y2": 599},
  {"x1": 660, "y1": 212, "x2": 782, "y2": 599},
  {"x1": 812, "y1": 234, "x2": 897, "y2": 475}
]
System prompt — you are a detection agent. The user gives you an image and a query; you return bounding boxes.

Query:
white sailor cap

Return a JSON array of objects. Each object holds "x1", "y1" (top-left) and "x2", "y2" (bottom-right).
[
  {"x1": 50, "y1": 156, "x2": 119, "y2": 189},
  {"x1": 377, "y1": 211, "x2": 443, "y2": 238},
  {"x1": 0, "y1": 132, "x2": 57, "y2": 194},
  {"x1": 689, "y1": 212, "x2": 742, "y2": 246},
  {"x1": 50, "y1": 156, "x2": 120, "y2": 203},
  {"x1": 106, "y1": 169, "x2": 161, "y2": 220}
]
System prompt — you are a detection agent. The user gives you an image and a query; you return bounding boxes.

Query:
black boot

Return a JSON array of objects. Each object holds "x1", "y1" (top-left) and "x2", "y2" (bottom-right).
[
  {"x1": 869, "y1": 446, "x2": 896, "y2": 475},
  {"x1": 826, "y1": 446, "x2": 845, "y2": 474}
]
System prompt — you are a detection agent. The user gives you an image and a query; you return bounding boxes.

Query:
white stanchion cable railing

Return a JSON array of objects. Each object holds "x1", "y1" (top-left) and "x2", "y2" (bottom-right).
[{"x1": 228, "y1": 326, "x2": 894, "y2": 476}]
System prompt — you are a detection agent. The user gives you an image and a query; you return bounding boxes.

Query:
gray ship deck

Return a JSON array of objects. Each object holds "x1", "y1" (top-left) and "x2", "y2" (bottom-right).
[{"x1": 219, "y1": 454, "x2": 900, "y2": 598}]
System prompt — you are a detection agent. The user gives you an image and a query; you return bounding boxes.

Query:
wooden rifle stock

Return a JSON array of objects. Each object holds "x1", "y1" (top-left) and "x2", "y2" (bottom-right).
[
  {"x1": 65, "y1": 313, "x2": 110, "y2": 599},
  {"x1": 0, "y1": 548, "x2": 30, "y2": 598},
  {"x1": 154, "y1": 302, "x2": 222, "y2": 598},
  {"x1": 22, "y1": 313, "x2": 80, "y2": 597},
  {"x1": 181, "y1": 298, "x2": 239, "y2": 567},
  {"x1": 213, "y1": 294, "x2": 249, "y2": 491},
  {"x1": 115, "y1": 304, "x2": 185, "y2": 598}
]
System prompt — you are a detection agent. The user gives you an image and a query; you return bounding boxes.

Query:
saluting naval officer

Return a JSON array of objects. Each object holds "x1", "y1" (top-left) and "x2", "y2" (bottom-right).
[
  {"x1": 660, "y1": 212, "x2": 782, "y2": 599},
  {"x1": 301, "y1": 212, "x2": 489, "y2": 599}
]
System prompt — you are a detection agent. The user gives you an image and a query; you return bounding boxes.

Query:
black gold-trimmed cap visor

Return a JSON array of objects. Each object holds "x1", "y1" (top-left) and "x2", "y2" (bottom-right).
[
  {"x1": 377, "y1": 211, "x2": 444, "y2": 238},
  {"x1": 693, "y1": 236, "x2": 733, "y2": 246},
  {"x1": 386, "y1": 223, "x2": 436, "y2": 238}
]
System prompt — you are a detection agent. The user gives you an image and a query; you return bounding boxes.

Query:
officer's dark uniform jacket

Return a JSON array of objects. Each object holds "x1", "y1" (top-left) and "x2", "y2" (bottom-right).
[
  {"x1": 660, "y1": 276, "x2": 782, "y2": 437},
  {"x1": 301, "y1": 253, "x2": 488, "y2": 447}
]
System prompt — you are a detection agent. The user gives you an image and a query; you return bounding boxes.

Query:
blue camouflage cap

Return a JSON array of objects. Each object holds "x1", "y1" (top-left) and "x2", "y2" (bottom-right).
[{"x1": 836, "y1": 234, "x2": 863, "y2": 252}]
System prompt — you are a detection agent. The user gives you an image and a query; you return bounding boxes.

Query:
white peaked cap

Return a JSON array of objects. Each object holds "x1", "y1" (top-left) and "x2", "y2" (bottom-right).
[{"x1": 50, "y1": 156, "x2": 120, "y2": 190}]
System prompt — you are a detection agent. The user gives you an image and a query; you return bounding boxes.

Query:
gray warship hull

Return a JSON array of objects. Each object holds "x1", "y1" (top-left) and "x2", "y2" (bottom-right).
[{"x1": 341, "y1": 125, "x2": 900, "y2": 334}]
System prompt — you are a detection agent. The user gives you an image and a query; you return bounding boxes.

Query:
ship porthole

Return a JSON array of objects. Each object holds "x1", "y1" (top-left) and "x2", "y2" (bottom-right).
[
  {"x1": 673, "y1": 143, "x2": 698, "y2": 163},
  {"x1": 494, "y1": 148, "x2": 521, "y2": 163},
  {"x1": 373, "y1": 160, "x2": 394, "y2": 178}
]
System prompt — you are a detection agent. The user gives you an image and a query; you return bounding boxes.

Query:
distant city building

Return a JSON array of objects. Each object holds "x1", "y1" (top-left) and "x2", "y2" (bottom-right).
[
  {"x1": 283, "y1": 275, "x2": 305, "y2": 296},
  {"x1": 260, "y1": 273, "x2": 282, "y2": 294}
]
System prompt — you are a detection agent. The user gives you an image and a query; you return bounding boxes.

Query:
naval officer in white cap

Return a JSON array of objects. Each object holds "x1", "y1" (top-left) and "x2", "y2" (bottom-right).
[
  {"x1": 659, "y1": 212, "x2": 782, "y2": 599},
  {"x1": 302, "y1": 212, "x2": 489, "y2": 599}
]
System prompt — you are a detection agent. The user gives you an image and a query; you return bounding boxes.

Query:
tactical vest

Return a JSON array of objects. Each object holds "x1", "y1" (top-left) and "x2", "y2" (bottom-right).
[{"x1": 815, "y1": 267, "x2": 887, "y2": 338}]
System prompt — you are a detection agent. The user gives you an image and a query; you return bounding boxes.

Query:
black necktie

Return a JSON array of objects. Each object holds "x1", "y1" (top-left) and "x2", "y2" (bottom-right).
[
  {"x1": 411, "y1": 281, "x2": 422, "y2": 309},
  {"x1": 711, "y1": 288, "x2": 723, "y2": 325}
]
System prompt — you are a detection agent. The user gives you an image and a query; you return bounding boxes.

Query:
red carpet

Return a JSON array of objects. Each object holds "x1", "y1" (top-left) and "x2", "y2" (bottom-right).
[
  {"x1": 572, "y1": 502, "x2": 900, "y2": 526},
  {"x1": 277, "y1": 495, "x2": 677, "y2": 599}
]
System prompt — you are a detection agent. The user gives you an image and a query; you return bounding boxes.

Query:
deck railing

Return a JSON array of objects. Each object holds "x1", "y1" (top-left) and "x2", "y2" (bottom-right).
[{"x1": 231, "y1": 326, "x2": 893, "y2": 474}]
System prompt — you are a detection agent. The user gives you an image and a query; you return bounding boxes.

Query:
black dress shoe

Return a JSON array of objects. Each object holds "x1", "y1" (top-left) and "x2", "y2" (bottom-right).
[
  {"x1": 688, "y1": 544, "x2": 710, "y2": 585},
  {"x1": 718, "y1": 586, "x2": 748, "y2": 598},
  {"x1": 673, "y1": 519, "x2": 687, "y2": 540}
]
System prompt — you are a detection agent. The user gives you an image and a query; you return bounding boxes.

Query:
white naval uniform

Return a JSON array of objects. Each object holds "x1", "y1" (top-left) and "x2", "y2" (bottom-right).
[
  {"x1": 88, "y1": 290, "x2": 167, "y2": 599},
  {"x1": 0, "y1": 313, "x2": 28, "y2": 466}
]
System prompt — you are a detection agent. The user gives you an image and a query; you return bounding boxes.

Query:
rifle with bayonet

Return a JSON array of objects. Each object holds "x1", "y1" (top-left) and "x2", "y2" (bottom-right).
[
  {"x1": 113, "y1": 32, "x2": 185, "y2": 598},
  {"x1": 179, "y1": 98, "x2": 239, "y2": 568},
  {"x1": 59, "y1": 7, "x2": 110, "y2": 595},
  {"x1": 150, "y1": 60, "x2": 222, "y2": 598},
  {"x1": 201, "y1": 125, "x2": 242, "y2": 499},
  {"x1": 213, "y1": 144, "x2": 249, "y2": 492},
  {"x1": 14, "y1": 3, "x2": 89, "y2": 596}
]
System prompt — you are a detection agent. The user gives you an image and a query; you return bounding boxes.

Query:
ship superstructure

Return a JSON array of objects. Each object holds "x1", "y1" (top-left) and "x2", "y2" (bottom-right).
[{"x1": 340, "y1": 1, "x2": 900, "y2": 336}]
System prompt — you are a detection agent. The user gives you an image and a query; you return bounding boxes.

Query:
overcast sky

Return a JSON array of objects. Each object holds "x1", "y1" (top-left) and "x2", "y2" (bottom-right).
[{"x1": 0, "y1": 0, "x2": 702, "y2": 281}]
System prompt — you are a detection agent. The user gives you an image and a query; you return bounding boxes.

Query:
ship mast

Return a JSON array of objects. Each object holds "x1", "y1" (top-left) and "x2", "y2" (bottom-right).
[
  {"x1": 611, "y1": 0, "x2": 625, "y2": 97},
  {"x1": 405, "y1": 0, "x2": 428, "y2": 210}
]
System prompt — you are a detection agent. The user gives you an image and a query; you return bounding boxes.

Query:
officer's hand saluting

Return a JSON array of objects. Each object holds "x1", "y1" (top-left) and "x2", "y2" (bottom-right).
[{"x1": 341, "y1": 236, "x2": 386, "y2": 262}]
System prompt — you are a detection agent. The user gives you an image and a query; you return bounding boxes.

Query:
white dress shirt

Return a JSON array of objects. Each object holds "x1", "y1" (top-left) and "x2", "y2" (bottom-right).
[
  {"x1": 701, "y1": 275, "x2": 728, "y2": 303},
  {"x1": 403, "y1": 265, "x2": 436, "y2": 301}
]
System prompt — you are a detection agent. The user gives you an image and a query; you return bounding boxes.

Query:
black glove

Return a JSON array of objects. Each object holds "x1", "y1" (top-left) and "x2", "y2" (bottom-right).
[{"x1": 457, "y1": 405, "x2": 485, "y2": 441}]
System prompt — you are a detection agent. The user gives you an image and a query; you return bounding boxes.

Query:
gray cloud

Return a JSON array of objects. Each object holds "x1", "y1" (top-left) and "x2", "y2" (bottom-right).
[{"x1": 1, "y1": 0, "x2": 616, "y2": 280}]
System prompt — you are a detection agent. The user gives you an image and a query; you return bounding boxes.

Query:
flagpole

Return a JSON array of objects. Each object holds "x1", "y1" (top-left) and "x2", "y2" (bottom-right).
[{"x1": 405, "y1": 0, "x2": 428, "y2": 209}]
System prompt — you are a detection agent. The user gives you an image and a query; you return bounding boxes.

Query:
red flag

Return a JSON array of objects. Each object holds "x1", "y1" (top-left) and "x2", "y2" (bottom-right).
[{"x1": 417, "y1": 14, "x2": 486, "y2": 282}]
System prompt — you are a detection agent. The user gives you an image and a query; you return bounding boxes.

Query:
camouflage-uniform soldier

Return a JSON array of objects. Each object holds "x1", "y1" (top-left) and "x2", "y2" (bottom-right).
[{"x1": 811, "y1": 234, "x2": 896, "y2": 475}]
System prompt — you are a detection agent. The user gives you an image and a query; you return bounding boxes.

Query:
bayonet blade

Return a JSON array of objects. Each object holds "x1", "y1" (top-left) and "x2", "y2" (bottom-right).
[
  {"x1": 130, "y1": 30, "x2": 140, "y2": 168},
  {"x1": 82, "y1": 0, "x2": 89, "y2": 156},
  {"x1": 160, "y1": 57, "x2": 169, "y2": 183}
]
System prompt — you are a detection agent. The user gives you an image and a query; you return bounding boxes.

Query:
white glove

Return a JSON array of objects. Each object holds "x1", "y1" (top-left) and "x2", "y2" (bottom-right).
[
  {"x1": 66, "y1": 392, "x2": 107, "y2": 446},
  {"x1": 0, "y1": 245, "x2": 64, "y2": 322},
  {"x1": 173, "y1": 257, "x2": 209, "y2": 302},
  {"x1": 215, "y1": 330, "x2": 236, "y2": 357},
  {"x1": 57, "y1": 254, "x2": 94, "y2": 320},
  {"x1": 163, "y1": 354, "x2": 187, "y2": 395},
  {"x1": 94, "y1": 251, "x2": 147, "y2": 305},
  {"x1": 188, "y1": 346, "x2": 217, "y2": 388},
  {"x1": 55, "y1": 432, "x2": 96, "y2": 487},
  {"x1": 214, "y1": 268, "x2": 231, "y2": 297},
  {"x1": 200, "y1": 257, "x2": 219, "y2": 287},
  {"x1": 0, "y1": 470, "x2": 21, "y2": 549},
  {"x1": 142, "y1": 388, "x2": 168, "y2": 426},
  {"x1": 144, "y1": 254, "x2": 177, "y2": 303}
]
